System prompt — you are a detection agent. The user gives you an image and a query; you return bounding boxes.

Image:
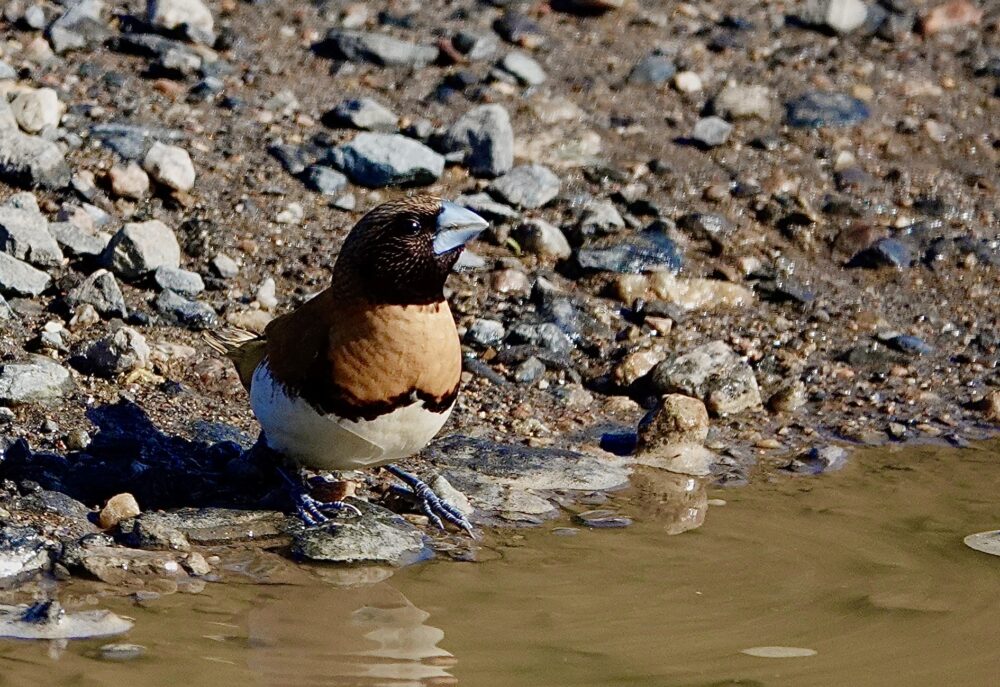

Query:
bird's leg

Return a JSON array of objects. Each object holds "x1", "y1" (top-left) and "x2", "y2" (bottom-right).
[
  {"x1": 277, "y1": 466, "x2": 362, "y2": 527},
  {"x1": 383, "y1": 465, "x2": 474, "y2": 536}
]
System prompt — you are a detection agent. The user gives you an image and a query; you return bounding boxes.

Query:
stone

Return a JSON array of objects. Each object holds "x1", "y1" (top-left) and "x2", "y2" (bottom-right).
[
  {"x1": 99, "y1": 644, "x2": 146, "y2": 661},
  {"x1": 155, "y1": 290, "x2": 216, "y2": 330},
  {"x1": 323, "y1": 30, "x2": 438, "y2": 68},
  {"x1": 614, "y1": 349, "x2": 665, "y2": 387},
  {"x1": 978, "y1": 390, "x2": 1000, "y2": 421},
  {"x1": 488, "y1": 164, "x2": 560, "y2": 209},
  {"x1": 493, "y1": 11, "x2": 546, "y2": 48},
  {"x1": 674, "y1": 70, "x2": 703, "y2": 93},
  {"x1": 442, "y1": 104, "x2": 514, "y2": 178},
  {"x1": 847, "y1": 237, "x2": 913, "y2": 269},
  {"x1": 0, "y1": 356, "x2": 73, "y2": 404},
  {"x1": 498, "y1": 51, "x2": 547, "y2": 85},
  {"x1": 783, "y1": 445, "x2": 849, "y2": 474},
  {"x1": 713, "y1": 83, "x2": 776, "y2": 120},
  {"x1": 576, "y1": 233, "x2": 683, "y2": 275},
  {"x1": 0, "y1": 128, "x2": 71, "y2": 189},
  {"x1": 292, "y1": 500, "x2": 429, "y2": 566},
  {"x1": 209, "y1": 253, "x2": 239, "y2": 279},
  {"x1": 577, "y1": 200, "x2": 625, "y2": 234},
  {"x1": 147, "y1": 0, "x2": 215, "y2": 44},
  {"x1": 692, "y1": 116, "x2": 732, "y2": 147},
  {"x1": 452, "y1": 31, "x2": 498, "y2": 61},
  {"x1": 47, "y1": 0, "x2": 111, "y2": 54},
  {"x1": 66, "y1": 270, "x2": 127, "y2": 318},
  {"x1": 0, "y1": 252, "x2": 50, "y2": 296},
  {"x1": 10, "y1": 88, "x2": 62, "y2": 134},
  {"x1": 122, "y1": 508, "x2": 288, "y2": 546},
  {"x1": 466, "y1": 318, "x2": 506, "y2": 347},
  {"x1": 154, "y1": 266, "x2": 204, "y2": 297},
  {"x1": 643, "y1": 272, "x2": 754, "y2": 311},
  {"x1": 768, "y1": 381, "x2": 808, "y2": 412},
  {"x1": 102, "y1": 220, "x2": 181, "y2": 279},
  {"x1": 108, "y1": 162, "x2": 150, "y2": 199},
  {"x1": 328, "y1": 98, "x2": 398, "y2": 131},
  {"x1": 514, "y1": 356, "x2": 546, "y2": 383},
  {"x1": 85, "y1": 327, "x2": 150, "y2": 376},
  {"x1": 48, "y1": 223, "x2": 110, "y2": 257},
  {"x1": 638, "y1": 394, "x2": 710, "y2": 450},
  {"x1": 634, "y1": 443, "x2": 717, "y2": 477},
  {"x1": 453, "y1": 192, "x2": 520, "y2": 223},
  {"x1": 628, "y1": 54, "x2": 676, "y2": 84},
  {"x1": 117, "y1": 517, "x2": 190, "y2": 551},
  {"x1": 256, "y1": 277, "x2": 278, "y2": 310},
  {"x1": 0, "y1": 207, "x2": 62, "y2": 267},
  {"x1": 142, "y1": 142, "x2": 196, "y2": 192},
  {"x1": 330, "y1": 133, "x2": 444, "y2": 187},
  {"x1": 73, "y1": 545, "x2": 186, "y2": 585},
  {"x1": 303, "y1": 165, "x2": 348, "y2": 196},
  {"x1": 651, "y1": 341, "x2": 762, "y2": 415},
  {"x1": 573, "y1": 510, "x2": 631, "y2": 528},
  {"x1": 0, "y1": 525, "x2": 51, "y2": 586},
  {"x1": 786, "y1": 92, "x2": 870, "y2": 128},
  {"x1": 0, "y1": 602, "x2": 132, "y2": 640},
  {"x1": 919, "y1": 0, "x2": 983, "y2": 36},
  {"x1": 98, "y1": 493, "x2": 141, "y2": 529},
  {"x1": 807, "y1": 0, "x2": 868, "y2": 33},
  {"x1": 515, "y1": 218, "x2": 571, "y2": 260},
  {"x1": 0, "y1": 62, "x2": 13, "y2": 81}
]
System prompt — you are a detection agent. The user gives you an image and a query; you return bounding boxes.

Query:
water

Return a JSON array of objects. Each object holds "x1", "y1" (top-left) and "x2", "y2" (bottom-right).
[{"x1": 1, "y1": 441, "x2": 998, "y2": 686}]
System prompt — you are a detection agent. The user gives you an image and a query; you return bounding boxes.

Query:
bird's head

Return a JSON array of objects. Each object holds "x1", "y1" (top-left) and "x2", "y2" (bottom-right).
[{"x1": 335, "y1": 195, "x2": 490, "y2": 305}]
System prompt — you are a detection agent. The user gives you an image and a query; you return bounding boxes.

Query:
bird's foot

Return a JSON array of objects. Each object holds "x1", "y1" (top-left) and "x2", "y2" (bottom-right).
[
  {"x1": 384, "y1": 465, "x2": 475, "y2": 537},
  {"x1": 278, "y1": 467, "x2": 362, "y2": 527}
]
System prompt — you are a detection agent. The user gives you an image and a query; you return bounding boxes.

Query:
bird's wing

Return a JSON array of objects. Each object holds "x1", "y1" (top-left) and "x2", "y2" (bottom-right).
[{"x1": 203, "y1": 327, "x2": 268, "y2": 391}]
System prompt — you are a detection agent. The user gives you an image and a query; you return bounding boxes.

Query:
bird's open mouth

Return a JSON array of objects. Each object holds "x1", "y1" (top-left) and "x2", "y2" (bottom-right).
[{"x1": 432, "y1": 202, "x2": 490, "y2": 255}]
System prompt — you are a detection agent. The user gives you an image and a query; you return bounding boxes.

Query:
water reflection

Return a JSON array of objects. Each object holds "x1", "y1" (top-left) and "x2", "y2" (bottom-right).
[
  {"x1": 627, "y1": 466, "x2": 708, "y2": 534},
  {"x1": 245, "y1": 581, "x2": 455, "y2": 687}
]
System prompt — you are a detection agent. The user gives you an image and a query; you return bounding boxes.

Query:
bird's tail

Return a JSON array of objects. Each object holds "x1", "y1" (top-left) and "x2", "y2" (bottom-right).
[
  {"x1": 203, "y1": 327, "x2": 260, "y2": 355},
  {"x1": 203, "y1": 327, "x2": 267, "y2": 391}
]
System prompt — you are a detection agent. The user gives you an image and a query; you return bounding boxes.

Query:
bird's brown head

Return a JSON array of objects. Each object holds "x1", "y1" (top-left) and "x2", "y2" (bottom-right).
[{"x1": 335, "y1": 196, "x2": 489, "y2": 305}]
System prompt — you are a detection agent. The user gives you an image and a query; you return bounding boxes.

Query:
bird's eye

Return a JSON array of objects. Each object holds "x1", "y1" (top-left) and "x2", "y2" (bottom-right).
[{"x1": 404, "y1": 218, "x2": 422, "y2": 233}]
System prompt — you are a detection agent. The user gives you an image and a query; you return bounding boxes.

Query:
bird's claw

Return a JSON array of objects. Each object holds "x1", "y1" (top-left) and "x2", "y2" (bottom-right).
[
  {"x1": 386, "y1": 466, "x2": 475, "y2": 537},
  {"x1": 295, "y1": 491, "x2": 362, "y2": 528}
]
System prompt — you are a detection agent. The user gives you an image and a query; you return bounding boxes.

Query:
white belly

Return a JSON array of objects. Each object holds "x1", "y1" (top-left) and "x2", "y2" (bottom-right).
[{"x1": 248, "y1": 362, "x2": 453, "y2": 471}]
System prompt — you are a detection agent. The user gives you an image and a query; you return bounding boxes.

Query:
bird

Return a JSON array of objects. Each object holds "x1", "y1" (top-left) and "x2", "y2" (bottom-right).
[{"x1": 205, "y1": 195, "x2": 489, "y2": 533}]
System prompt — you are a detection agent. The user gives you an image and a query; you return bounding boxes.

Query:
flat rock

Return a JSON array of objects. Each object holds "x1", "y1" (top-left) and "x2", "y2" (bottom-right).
[
  {"x1": 123, "y1": 508, "x2": 289, "y2": 546},
  {"x1": 713, "y1": 83, "x2": 776, "y2": 120},
  {"x1": 102, "y1": 220, "x2": 181, "y2": 279},
  {"x1": 73, "y1": 544, "x2": 186, "y2": 585},
  {"x1": 154, "y1": 265, "x2": 204, "y2": 297},
  {"x1": 0, "y1": 525, "x2": 51, "y2": 586},
  {"x1": 651, "y1": 340, "x2": 762, "y2": 415},
  {"x1": 292, "y1": 500, "x2": 430, "y2": 566},
  {"x1": 47, "y1": 0, "x2": 111, "y2": 54},
  {"x1": 488, "y1": 164, "x2": 560, "y2": 209},
  {"x1": 498, "y1": 51, "x2": 547, "y2": 85},
  {"x1": 0, "y1": 252, "x2": 50, "y2": 297},
  {"x1": 330, "y1": 133, "x2": 444, "y2": 187},
  {"x1": 0, "y1": 207, "x2": 63, "y2": 267},
  {"x1": 0, "y1": 356, "x2": 74, "y2": 404},
  {"x1": 786, "y1": 92, "x2": 870, "y2": 128},
  {"x1": 323, "y1": 30, "x2": 438, "y2": 68},
  {"x1": 155, "y1": 289, "x2": 217, "y2": 330},
  {"x1": 441, "y1": 104, "x2": 515, "y2": 178},
  {"x1": 0, "y1": 602, "x2": 132, "y2": 639},
  {"x1": 576, "y1": 232, "x2": 683, "y2": 274},
  {"x1": 328, "y1": 98, "x2": 398, "y2": 131},
  {"x1": 66, "y1": 270, "x2": 127, "y2": 318},
  {"x1": 48, "y1": 222, "x2": 111, "y2": 257},
  {"x1": 0, "y1": 128, "x2": 71, "y2": 189}
]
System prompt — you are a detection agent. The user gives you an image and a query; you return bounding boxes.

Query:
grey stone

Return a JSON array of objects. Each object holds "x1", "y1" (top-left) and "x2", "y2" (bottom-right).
[
  {"x1": 0, "y1": 525, "x2": 51, "y2": 586},
  {"x1": 0, "y1": 294, "x2": 13, "y2": 320},
  {"x1": 573, "y1": 510, "x2": 632, "y2": 528},
  {"x1": 515, "y1": 218, "x2": 571, "y2": 259},
  {"x1": 118, "y1": 517, "x2": 191, "y2": 551},
  {"x1": 46, "y1": 0, "x2": 111, "y2": 54},
  {"x1": 713, "y1": 83, "x2": 777, "y2": 120},
  {"x1": 85, "y1": 327, "x2": 150, "y2": 377},
  {"x1": 0, "y1": 128, "x2": 71, "y2": 189},
  {"x1": 324, "y1": 30, "x2": 438, "y2": 68},
  {"x1": 452, "y1": 31, "x2": 498, "y2": 60},
  {"x1": 102, "y1": 220, "x2": 181, "y2": 279},
  {"x1": 3, "y1": 192, "x2": 40, "y2": 213},
  {"x1": 329, "y1": 98, "x2": 398, "y2": 131},
  {"x1": 575, "y1": 233, "x2": 683, "y2": 274},
  {"x1": 453, "y1": 192, "x2": 520, "y2": 222},
  {"x1": 10, "y1": 88, "x2": 62, "y2": 134},
  {"x1": 147, "y1": 0, "x2": 215, "y2": 44},
  {"x1": 303, "y1": 165, "x2": 348, "y2": 196},
  {"x1": 442, "y1": 104, "x2": 514, "y2": 177},
  {"x1": 783, "y1": 445, "x2": 849, "y2": 474},
  {"x1": 651, "y1": 341, "x2": 762, "y2": 415},
  {"x1": 498, "y1": 51, "x2": 547, "y2": 85},
  {"x1": 153, "y1": 265, "x2": 204, "y2": 296},
  {"x1": 786, "y1": 92, "x2": 870, "y2": 128},
  {"x1": 209, "y1": 253, "x2": 239, "y2": 278},
  {"x1": 155, "y1": 289, "x2": 217, "y2": 330},
  {"x1": 577, "y1": 199, "x2": 625, "y2": 233},
  {"x1": 0, "y1": 253, "x2": 50, "y2": 296},
  {"x1": 48, "y1": 222, "x2": 111, "y2": 257},
  {"x1": 292, "y1": 500, "x2": 429, "y2": 566},
  {"x1": 628, "y1": 54, "x2": 676, "y2": 84},
  {"x1": 691, "y1": 116, "x2": 733, "y2": 147},
  {"x1": 0, "y1": 602, "x2": 132, "y2": 640},
  {"x1": 0, "y1": 356, "x2": 73, "y2": 404},
  {"x1": 488, "y1": 164, "x2": 560, "y2": 209},
  {"x1": 66, "y1": 270, "x2": 127, "y2": 318},
  {"x1": 72, "y1": 545, "x2": 186, "y2": 585},
  {"x1": 514, "y1": 356, "x2": 546, "y2": 383},
  {"x1": 125, "y1": 508, "x2": 288, "y2": 546},
  {"x1": 88, "y1": 123, "x2": 184, "y2": 160},
  {"x1": 330, "y1": 133, "x2": 444, "y2": 187},
  {"x1": 142, "y1": 142, "x2": 195, "y2": 192},
  {"x1": 0, "y1": 62, "x2": 14, "y2": 81},
  {"x1": 466, "y1": 318, "x2": 506, "y2": 347},
  {"x1": 0, "y1": 207, "x2": 62, "y2": 267}
]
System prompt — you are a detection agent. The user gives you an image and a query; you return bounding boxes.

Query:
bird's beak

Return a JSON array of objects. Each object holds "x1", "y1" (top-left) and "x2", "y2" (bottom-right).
[{"x1": 433, "y1": 201, "x2": 489, "y2": 256}]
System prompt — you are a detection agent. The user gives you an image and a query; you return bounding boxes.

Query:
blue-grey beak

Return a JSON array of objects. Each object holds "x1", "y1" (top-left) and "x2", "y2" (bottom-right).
[{"x1": 433, "y1": 201, "x2": 489, "y2": 256}]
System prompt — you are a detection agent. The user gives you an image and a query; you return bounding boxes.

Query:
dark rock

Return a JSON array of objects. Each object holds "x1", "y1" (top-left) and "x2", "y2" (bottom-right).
[
  {"x1": 66, "y1": 270, "x2": 128, "y2": 318},
  {"x1": 847, "y1": 237, "x2": 913, "y2": 269},
  {"x1": 882, "y1": 334, "x2": 933, "y2": 356},
  {"x1": 322, "y1": 30, "x2": 438, "y2": 68},
  {"x1": 155, "y1": 289, "x2": 217, "y2": 330},
  {"x1": 782, "y1": 445, "x2": 848, "y2": 474},
  {"x1": 786, "y1": 92, "x2": 870, "y2": 128},
  {"x1": 575, "y1": 230, "x2": 682, "y2": 274},
  {"x1": 493, "y1": 10, "x2": 545, "y2": 46},
  {"x1": 291, "y1": 500, "x2": 430, "y2": 566},
  {"x1": 267, "y1": 143, "x2": 312, "y2": 176}
]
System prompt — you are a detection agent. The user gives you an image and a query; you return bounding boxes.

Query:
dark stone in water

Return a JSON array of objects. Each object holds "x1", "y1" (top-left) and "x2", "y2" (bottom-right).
[
  {"x1": 786, "y1": 92, "x2": 870, "y2": 128},
  {"x1": 573, "y1": 509, "x2": 632, "y2": 528},
  {"x1": 782, "y1": 446, "x2": 848, "y2": 474}
]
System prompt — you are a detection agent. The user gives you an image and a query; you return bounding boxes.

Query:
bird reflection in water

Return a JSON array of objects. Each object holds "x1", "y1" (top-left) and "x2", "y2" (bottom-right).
[{"x1": 245, "y1": 579, "x2": 456, "y2": 686}]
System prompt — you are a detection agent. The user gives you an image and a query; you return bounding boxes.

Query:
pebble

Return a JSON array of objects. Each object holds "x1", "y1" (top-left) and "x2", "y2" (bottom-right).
[
  {"x1": 0, "y1": 356, "x2": 74, "y2": 404},
  {"x1": 155, "y1": 289, "x2": 217, "y2": 330},
  {"x1": 572, "y1": 510, "x2": 632, "y2": 528},
  {"x1": 154, "y1": 266, "x2": 204, "y2": 297},
  {"x1": 691, "y1": 116, "x2": 733, "y2": 147},
  {"x1": 514, "y1": 356, "x2": 546, "y2": 384},
  {"x1": 488, "y1": 164, "x2": 560, "y2": 209},
  {"x1": 713, "y1": 83, "x2": 776, "y2": 120},
  {"x1": 807, "y1": 0, "x2": 868, "y2": 33},
  {"x1": 102, "y1": 220, "x2": 180, "y2": 280},
  {"x1": 848, "y1": 237, "x2": 913, "y2": 269},
  {"x1": 209, "y1": 253, "x2": 239, "y2": 279},
  {"x1": 99, "y1": 644, "x2": 146, "y2": 661},
  {"x1": 674, "y1": 71, "x2": 703, "y2": 93},
  {"x1": 328, "y1": 98, "x2": 398, "y2": 132},
  {"x1": 66, "y1": 270, "x2": 128, "y2": 318},
  {"x1": 0, "y1": 206, "x2": 63, "y2": 267},
  {"x1": 786, "y1": 92, "x2": 870, "y2": 128},
  {"x1": 108, "y1": 162, "x2": 150, "y2": 199},
  {"x1": 652, "y1": 341, "x2": 762, "y2": 415},
  {"x1": 303, "y1": 165, "x2": 348, "y2": 196},
  {"x1": 147, "y1": 0, "x2": 215, "y2": 44},
  {"x1": 919, "y1": 0, "x2": 983, "y2": 36},
  {"x1": 323, "y1": 30, "x2": 438, "y2": 68},
  {"x1": 638, "y1": 394, "x2": 710, "y2": 449},
  {"x1": 442, "y1": 104, "x2": 515, "y2": 178},
  {"x1": 628, "y1": 54, "x2": 676, "y2": 85},
  {"x1": 783, "y1": 446, "x2": 849, "y2": 474},
  {"x1": 86, "y1": 326, "x2": 150, "y2": 376},
  {"x1": 0, "y1": 252, "x2": 50, "y2": 296},
  {"x1": 98, "y1": 493, "x2": 141, "y2": 529},
  {"x1": 452, "y1": 31, "x2": 498, "y2": 61},
  {"x1": 10, "y1": 89, "x2": 62, "y2": 134},
  {"x1": 330, "y1": 133, "x2": 444, "y2": 187},
  {"x1": 47, "y1": 0, "x2": 111, "y2": 54},
  {"x1": 142, "y1": 142, "x2": 196, "y2": 192},
  {"x1": 466, "y1": 318, "x2": 506, "y2": 347},
  {"x1": 498, "y1": 52, "x2": 547, "y2": 86},
  {"x1": 0, "y1": 128, "x2": 72, "y2": 189},
  {"x1": 515, "y1": 218, "x2": 571, "y2": 260},
  {"x1": 256, "y1": 277, "x2": 278, "y2": 310}
]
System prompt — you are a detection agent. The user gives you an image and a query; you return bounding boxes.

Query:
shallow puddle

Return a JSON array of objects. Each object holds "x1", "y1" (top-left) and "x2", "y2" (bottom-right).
[{"x1": 1, "y1": 440, "x2": 998, "y2": 687}]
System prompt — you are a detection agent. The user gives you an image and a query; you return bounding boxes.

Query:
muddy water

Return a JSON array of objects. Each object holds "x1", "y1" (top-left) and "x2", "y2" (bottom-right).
[{"x1": 1, "y1": 441, "x2": 998, "y2": 687}]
